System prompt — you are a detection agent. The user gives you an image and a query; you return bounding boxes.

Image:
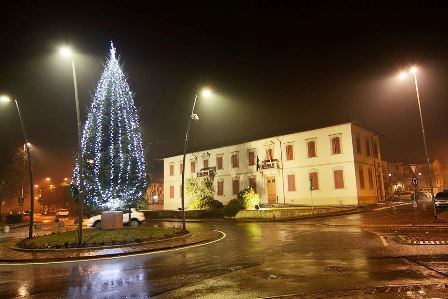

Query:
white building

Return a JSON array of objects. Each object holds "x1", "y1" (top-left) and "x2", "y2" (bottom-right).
[{"x1": 163, "y1": 122, "x2": 385, "y2": 210}]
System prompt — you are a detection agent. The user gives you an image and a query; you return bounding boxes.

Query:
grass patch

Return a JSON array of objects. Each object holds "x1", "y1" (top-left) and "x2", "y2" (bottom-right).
[{"x1": 17, "y1": 227, "x2": 187, "y2": 249}]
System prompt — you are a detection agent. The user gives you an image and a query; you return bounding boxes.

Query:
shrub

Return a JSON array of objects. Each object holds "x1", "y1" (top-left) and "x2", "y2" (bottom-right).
[
  {"x1": 6, "y1": 213, "x2": 22, "y2": 224},
  {"x1": 223, "y1": 198, "x2": 243, "y2": 217},
  {"x1": 237, "y1": 187, "x2": 260, "y2": 209},
  {"x1": 189, "y1": 196, "x2": 223, "y2": 210},
  {"x1": 186, "y1": 173, "x2": 220, "y2": 210}
]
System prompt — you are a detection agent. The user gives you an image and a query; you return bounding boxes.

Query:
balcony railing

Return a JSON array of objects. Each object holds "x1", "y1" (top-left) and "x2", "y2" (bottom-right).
[
  {"x1": 261, "y1": 159, "x2": 280, "y2": 169},
  {"x1": 197, "y1": 167, "x2": 217, "y2": 177}
]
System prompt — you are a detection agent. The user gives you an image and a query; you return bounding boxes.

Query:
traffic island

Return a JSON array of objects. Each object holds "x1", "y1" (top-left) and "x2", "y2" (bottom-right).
[
  {"x1": 16, "y1": 226, "x2": 185, "y2": 249},
  {"x1": 232, "y1": 206, "x2": 357, "y2": 221},
  {"x1": 0, "y1": 228, "x2": 223, "y2": 263}
]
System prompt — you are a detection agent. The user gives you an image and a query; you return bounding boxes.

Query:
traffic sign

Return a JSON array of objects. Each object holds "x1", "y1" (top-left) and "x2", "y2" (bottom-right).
[{"x1": 412, "y1": 176, "x2": 418, "y2": 187}]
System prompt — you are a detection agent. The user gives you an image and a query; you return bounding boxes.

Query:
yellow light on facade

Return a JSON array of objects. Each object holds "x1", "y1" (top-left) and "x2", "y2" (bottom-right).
[
  {"x1": 34, "y1": 184, "x2": 39, "y2": 188},
  {"x1": 46, "y1": 177, "x2": 51, "y2": 181}
]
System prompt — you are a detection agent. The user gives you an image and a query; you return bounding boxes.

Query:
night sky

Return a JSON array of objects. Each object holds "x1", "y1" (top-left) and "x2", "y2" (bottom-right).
[{"x1": 1, "y1": 1, "x2": 447, "y2": 183}]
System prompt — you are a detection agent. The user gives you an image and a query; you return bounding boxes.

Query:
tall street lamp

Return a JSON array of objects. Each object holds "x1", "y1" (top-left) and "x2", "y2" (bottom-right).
[
  {"x1": 399, "y1": 66, "x2": 437, "y2": 220},
  {"x1": 0, "y1": 95, "x2": 35, "y2": 238},
  {"x1": 180, "y1": 88, "x2": 212, "y2": 231},
  {"x1": 59, "y1": 46, "x2": 84, "y2": 244}
]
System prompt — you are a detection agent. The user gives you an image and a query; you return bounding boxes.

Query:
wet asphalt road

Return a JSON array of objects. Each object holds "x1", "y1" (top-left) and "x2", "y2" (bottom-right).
[{"x1": 1, "y1": 202, "x2": 448, "y2": 298}]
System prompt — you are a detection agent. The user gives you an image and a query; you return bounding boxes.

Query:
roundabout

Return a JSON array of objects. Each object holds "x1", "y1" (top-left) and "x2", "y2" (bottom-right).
[{"x1": 0, "y1": 228, "x2": 225, "y2": 265}]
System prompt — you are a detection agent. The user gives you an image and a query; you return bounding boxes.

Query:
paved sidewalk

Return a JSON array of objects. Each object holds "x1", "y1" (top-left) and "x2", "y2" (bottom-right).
[{"x1": 0, "y1": 228, "x2": 222, "y2": 263}]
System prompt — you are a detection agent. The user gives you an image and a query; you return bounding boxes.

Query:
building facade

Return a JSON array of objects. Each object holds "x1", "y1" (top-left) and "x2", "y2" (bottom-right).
[
  {"x1": 382, "y1": 159, "x2": 446, "y2": 195},
  {"x1": 163, "y1": 123, "x2": 385, "y2": 210}
]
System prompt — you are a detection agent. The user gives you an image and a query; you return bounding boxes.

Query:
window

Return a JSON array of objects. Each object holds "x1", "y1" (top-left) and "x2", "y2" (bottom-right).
[
  {"x1": 368, "y1": 167, "x2": 374, "y2": 189},
  {"x1": 179, "y1": 162, "x2": 183, "y2": 175},
  {"x1": 359, "y1": 167, "x2": 365, "y2": 189},
  {"x1": 331, "y1": 136, "x2": 341, "y2": 154},
  {"x1": 248, "y1": 150, "x2": 255, "y2": 166},
  {"x1": 286, "y1": 144, "x2": 294, "y2": 160},
  {"x1": 169, "y1": 185, "x2": 174, "y2": 198},
  {"x1": 249, "y1": 177, "x2": 257, "y2": 192},
  {"x1": 217, "y1": 180, "x2": 224, "y2": 196},
  {"x1": 307, "y1": 140, "x2": 316, "y2": 158},
  {"x1": 287, "y1": 174, "x2": 296, "y2": 191},
  {"x1": 309, "y1": 172, "x2": 319, "y2": 190},
  {"x1": 203, "y1": 159, "x2": 209, "y2": 169},
  {"x1": 169, "y1": 164, "x2": 174, "y2": 176},
  {"x1": 334, "y1": 170, "x2": 344, "y2": 189},
  {"x1": 232, "y1": 178, "x2": 240, "y2": 195},
  {"x1": 190, "y1": 160, "x2": 196, "y2": 174},
  {"x1": 266, "y1": 148, "x2": 274, "y2": 160},
  {"x1": 216, "y1": 156, "x2": 223, "y2": 170},
  {"x1": 356, "y1": 136, "x2": 362, "y2": 154},
  {"x1": 231, "y1": 152, "x2": 239, "y2": 168},
  {"x1": 365, "y1": 139, "x2": 371, "y2": 156}
]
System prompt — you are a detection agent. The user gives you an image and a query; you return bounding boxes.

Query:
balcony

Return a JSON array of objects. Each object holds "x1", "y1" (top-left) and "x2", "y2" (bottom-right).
[
  {"x1": 197, "y1": 167, "x2": 216, "y2": 177},
  {"x1": 261, "y1": 159, "x2": 280, "y2": 169}
]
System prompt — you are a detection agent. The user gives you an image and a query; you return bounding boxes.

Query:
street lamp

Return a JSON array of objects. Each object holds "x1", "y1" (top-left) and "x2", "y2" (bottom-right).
[
  {"x1": 59, "y1": 46, "x2": 84, "y2": 244},
  {"x1": 0, "y1": 95, "x2": 35, "y2": 238},
  {"x1": 180, "y1": 88, "x2": 212, "y2": 231},
  {"x1": 398, "y1": 66, "x2": 437, "y2": 220}
]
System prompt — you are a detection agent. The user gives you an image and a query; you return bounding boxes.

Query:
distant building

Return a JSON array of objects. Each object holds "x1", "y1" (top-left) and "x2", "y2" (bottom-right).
[
  {"x1": 382, "y1": 159, "x2": 445, "y2": 194},
  {"x1": 163, "y1": 122, "x2": 385, "y2": 210},
  {"x1": 145, "y1": 182, "x2": 164, "y2": 210}
]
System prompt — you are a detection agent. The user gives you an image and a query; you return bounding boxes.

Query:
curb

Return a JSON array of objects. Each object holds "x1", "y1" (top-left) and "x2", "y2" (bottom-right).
[
  {"x1": 261, "y1": 283, "x2": 448, "y2": 298},
  {"x1": 11, "y1": 231, "x2": 192, "y2": 252},
  {"x1": 0, "y1": 223, "x2": 29, "y2": 230},
  {"x1": 0, "y1": 230, "x2": 224, "y2": 263},
  {"x1": 394, "y1": 234, "x2": 448, "y2": 245}
]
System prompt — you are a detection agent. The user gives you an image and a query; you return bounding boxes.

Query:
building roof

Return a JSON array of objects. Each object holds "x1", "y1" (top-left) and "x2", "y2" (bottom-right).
[{"x1": 163, "y1": 120, "x2": 382, "y2": 159}]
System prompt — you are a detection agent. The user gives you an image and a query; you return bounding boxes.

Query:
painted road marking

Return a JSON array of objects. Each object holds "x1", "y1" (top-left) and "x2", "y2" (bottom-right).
[
  {"x1": 0, "y1": 229, "x2": 227, "y2": 267},
  {"x1": 379, "y1": 236, "x2": 389, "y2": 246}
]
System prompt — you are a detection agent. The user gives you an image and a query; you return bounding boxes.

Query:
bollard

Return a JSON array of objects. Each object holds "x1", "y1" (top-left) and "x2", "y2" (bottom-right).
[{"x1": 3, "y1": 225, "x2": 10, "y2": 233}]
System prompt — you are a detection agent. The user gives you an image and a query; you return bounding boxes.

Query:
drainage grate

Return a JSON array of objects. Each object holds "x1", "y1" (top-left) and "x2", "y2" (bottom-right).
[{"x1": 323, "y1": 266, "x2": 348, "y2": 273}]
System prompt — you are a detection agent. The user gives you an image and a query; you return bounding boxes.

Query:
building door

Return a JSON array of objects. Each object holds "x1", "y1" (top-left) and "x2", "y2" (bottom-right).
[{"x1": 267, "y1": 176, "x2": 277, "y2": 203}]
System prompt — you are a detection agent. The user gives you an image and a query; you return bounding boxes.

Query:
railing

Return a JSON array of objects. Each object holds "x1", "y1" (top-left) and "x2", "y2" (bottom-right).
[
  {"x1": 197, "y1": 167, "x2": 217, "y2": 177},
  {"x1": 261, "y1": 159, "x2": 280, "y2": 169}
]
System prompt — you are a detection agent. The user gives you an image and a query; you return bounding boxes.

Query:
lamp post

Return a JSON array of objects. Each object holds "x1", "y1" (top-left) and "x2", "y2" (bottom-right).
[
  {"x1": 59, "y1": 46, "x2": 84, "y2": 244},
  {"x1": 0, "y1": 95, "x2": 35, "y2": 239},
  {"x1": 399, "y1": 67, "x2": 437, "y2": 220},
  {"x1": 180, "y1": 88, "x2": 212, "y2": 231}
]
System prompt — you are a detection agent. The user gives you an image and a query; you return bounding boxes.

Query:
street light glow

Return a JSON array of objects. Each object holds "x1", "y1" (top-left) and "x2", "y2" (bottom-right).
[
  {"x1": 34, "y1": 185, "x2": 39, "y2": 188},
  {"x1": 201, "y1": 88, "x2": 212, "y2": 98},
  {"x1": 46, "y1": 177, "x2": 51, "y2": 182},
  {"x1": 59, "y1": 47, "x2": 72, "y2": 57},
  {"x1": 398, "y1": 72, "x2": 408, "y2": 80},
  {"x1": 0, "y1": 95, "x2": 11, "y2": 103},
  {"x1": 410, "y1": 66, "x2": 417, "y2": 74}
]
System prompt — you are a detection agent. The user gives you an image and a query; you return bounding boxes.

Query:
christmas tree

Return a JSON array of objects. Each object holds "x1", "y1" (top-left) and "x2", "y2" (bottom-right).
[{"x1": 73, "y1": 43, "x2": 148, "y2": 210}]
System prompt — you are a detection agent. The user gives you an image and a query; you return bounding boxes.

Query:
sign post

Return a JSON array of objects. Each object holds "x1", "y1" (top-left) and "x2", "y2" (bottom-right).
[
  {"x1": 412, "y1": 175, "x2": 421, "y2": 224},
  {"x1": 18, "y1": 196, "x2": 24, "y2": 213}
]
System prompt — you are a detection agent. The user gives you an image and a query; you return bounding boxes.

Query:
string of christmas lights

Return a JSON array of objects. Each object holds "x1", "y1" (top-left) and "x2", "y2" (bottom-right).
[{"x1": 72, "y1": 43, "x2": 148, "y2": 210}]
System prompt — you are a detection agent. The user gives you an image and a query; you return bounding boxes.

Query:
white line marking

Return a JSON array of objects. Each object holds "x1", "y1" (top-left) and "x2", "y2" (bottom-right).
[
  {"x1": 0, "y1": 230, "x2": 227, "y2": 267},
  {"x1": 379, "y1": 235, "x2": 388, "y2": 246}
]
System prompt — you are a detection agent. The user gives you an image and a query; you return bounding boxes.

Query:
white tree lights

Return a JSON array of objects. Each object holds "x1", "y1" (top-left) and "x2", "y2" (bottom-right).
[{"x1": 73, "y1": 43, "x2": 148, "y2": 210}]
